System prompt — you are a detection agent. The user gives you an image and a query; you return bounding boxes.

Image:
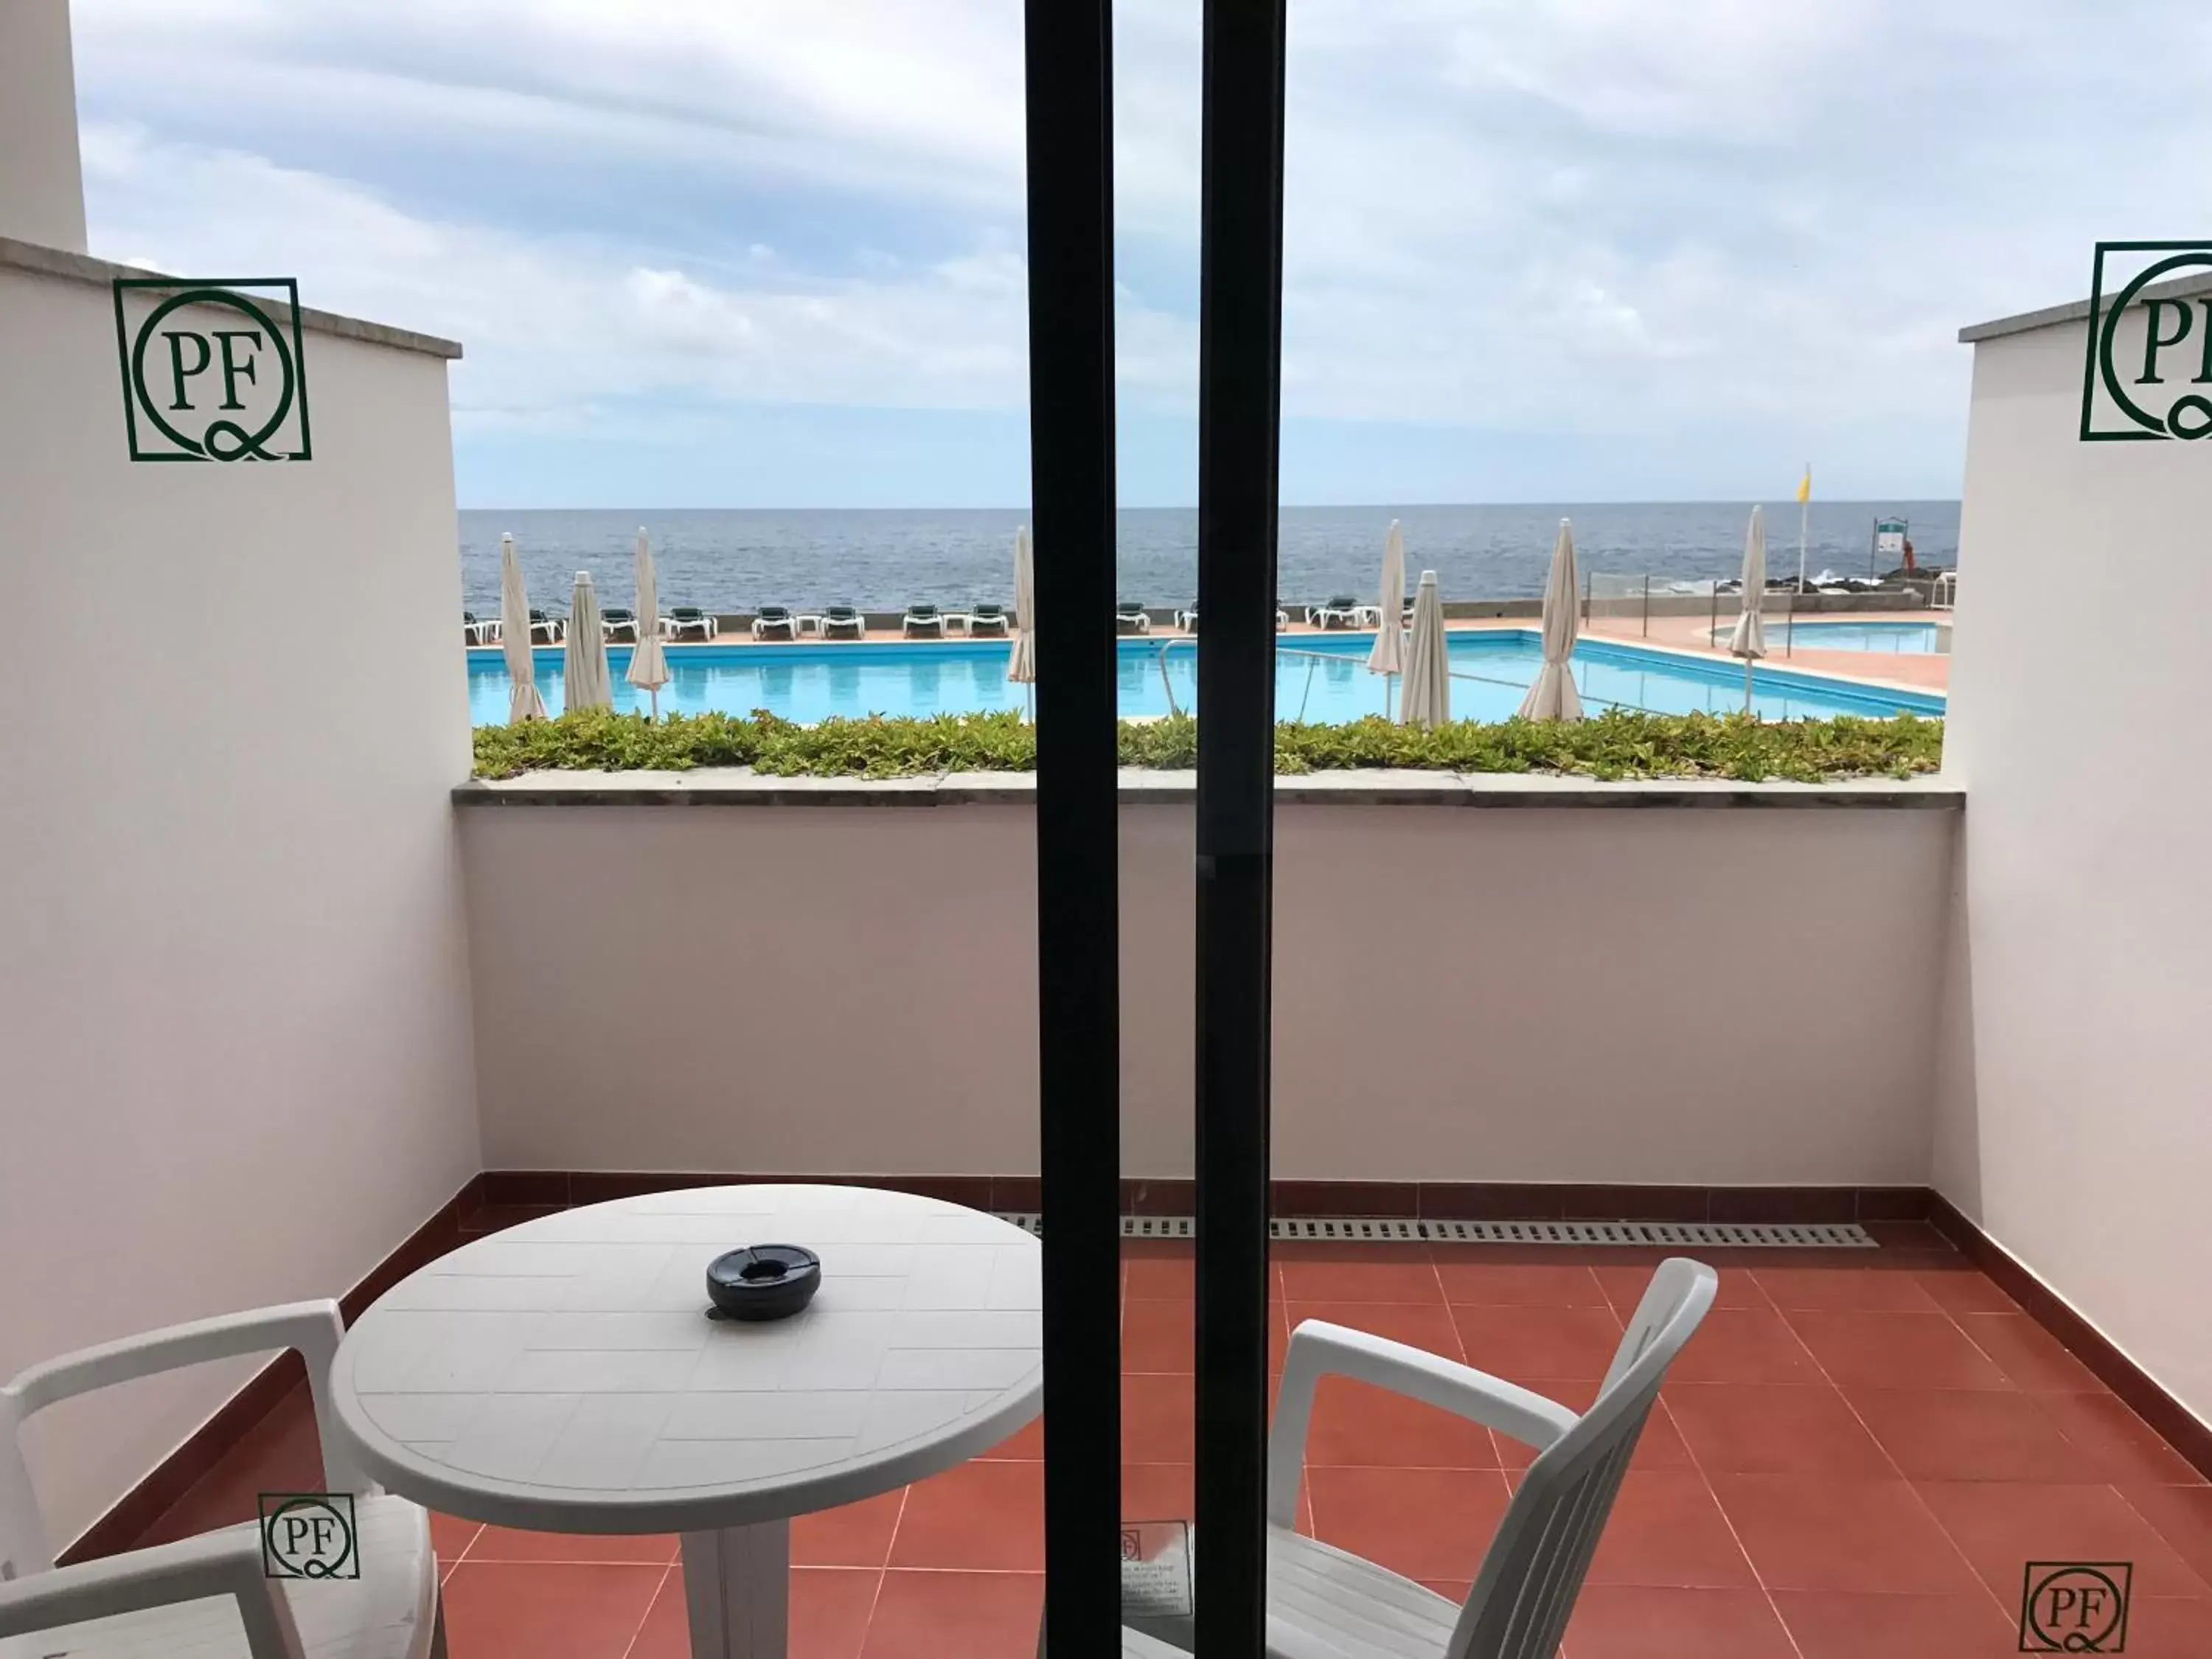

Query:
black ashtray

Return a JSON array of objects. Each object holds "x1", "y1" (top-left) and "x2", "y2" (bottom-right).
[{"x1": 706, "y1": 1245, "x2": 822, "y2": 1321}]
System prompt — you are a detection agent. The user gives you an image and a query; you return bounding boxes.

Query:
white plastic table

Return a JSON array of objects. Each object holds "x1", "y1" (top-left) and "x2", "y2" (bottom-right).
[{"x1": 330, "y1": 1184, "x2": 1043, "y2": 1659}]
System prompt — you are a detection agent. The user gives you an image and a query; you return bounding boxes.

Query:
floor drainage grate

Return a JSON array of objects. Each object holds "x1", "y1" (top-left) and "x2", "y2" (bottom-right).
[{"x1": 994, "y1": 1214, "x2": 1874, "y2": 1248}]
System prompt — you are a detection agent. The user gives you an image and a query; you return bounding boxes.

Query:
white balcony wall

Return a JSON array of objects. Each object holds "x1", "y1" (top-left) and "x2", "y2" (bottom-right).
[
  {"x1": 0, "y1": 0, "x2": 87, "y2": 251},
  {"x1": 463, "y1": 799, "x2": 1952, "y2": 1186},
  {"x1": 0, "y1": 248, "x2": 481, "y2": 1548},
  {"x1": 1938, "y1": 293, "x2": 2212, "y2": 1424}
]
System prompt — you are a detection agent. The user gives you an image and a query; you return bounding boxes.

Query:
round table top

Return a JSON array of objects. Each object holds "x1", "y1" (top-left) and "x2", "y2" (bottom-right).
[{"x1": 330, "y1": 1185, "x2": 1043, "y2": 1533}]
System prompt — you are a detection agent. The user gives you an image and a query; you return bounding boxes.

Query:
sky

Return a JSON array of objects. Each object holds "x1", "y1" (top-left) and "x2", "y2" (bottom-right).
[{"x1": 65, "y1": 0, "x2": 2212, "y2": 509}]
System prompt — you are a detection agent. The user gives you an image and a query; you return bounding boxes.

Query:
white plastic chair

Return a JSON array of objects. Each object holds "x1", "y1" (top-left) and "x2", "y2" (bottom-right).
[
  {"x1": 1136, "y1": 1256, "x2": 1717, "y2": 1659},
  {"x1": 0, "y1": 1301, "x2": 443, "y2": 1659}
]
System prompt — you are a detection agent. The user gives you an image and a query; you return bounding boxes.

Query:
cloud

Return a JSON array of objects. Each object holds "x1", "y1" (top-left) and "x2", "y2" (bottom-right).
[{"x1": 66, "y1": 0, "x2": 2212, "y2": 501}]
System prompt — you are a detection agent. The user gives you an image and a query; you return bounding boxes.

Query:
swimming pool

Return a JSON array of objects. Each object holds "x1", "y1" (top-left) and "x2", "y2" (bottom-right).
[
  {"x1": 1731, "y1": 621, "x2": 1949, "y2": 654},
  {"x1": 467, "y1": 630, "x2": 1945, "y2": 726}
]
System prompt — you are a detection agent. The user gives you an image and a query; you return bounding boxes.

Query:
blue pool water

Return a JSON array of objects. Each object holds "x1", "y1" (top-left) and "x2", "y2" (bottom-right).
[
  {"x1": 469, "y1": 632, "x2": 1944, "y2": 726},
  {"x1": 1755, "y1": 621, "x2": 1948, "y2": 654}
]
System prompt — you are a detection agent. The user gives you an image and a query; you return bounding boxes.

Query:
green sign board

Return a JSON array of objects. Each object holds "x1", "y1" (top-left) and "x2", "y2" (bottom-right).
[{"x1": 111, "y1": 277, "x2": 311, "y2": 462}]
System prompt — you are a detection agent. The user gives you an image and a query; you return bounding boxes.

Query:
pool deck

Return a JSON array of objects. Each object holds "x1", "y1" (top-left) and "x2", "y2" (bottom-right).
[
  {"x1": 1585, "y1": 610, "x2": 1952, "y2": 693},
  {"x1": 485, "y1": 608, "x2": 1954, "y2": 698}
]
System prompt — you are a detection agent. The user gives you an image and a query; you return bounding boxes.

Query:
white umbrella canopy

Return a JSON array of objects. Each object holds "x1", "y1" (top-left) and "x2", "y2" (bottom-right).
[
  {"x1": 1727, "y1": 504, "x2": 1768, "y2": 713},
  {"x1": 1399, "y1": 569, "x2": 1450, "y2": 728},
  {"x1": 1517, "y1": 517, "x2": 1584, "y2": 721},
  {"x1": 625, "y1": 526, "x2": 670, "y2": 718},
  {"x1": 564, "y1": 570, "x2": 613, "y2": 713},
  {"x1": 499, "y1": 532, "x2": 546, "y2": 723},
  {"x1": 1007, "y1": 525, "x2": 1037, "y2": 689},
  {"x1": 1365, "y1": 519, "x2": 1405, "y2": 680}
]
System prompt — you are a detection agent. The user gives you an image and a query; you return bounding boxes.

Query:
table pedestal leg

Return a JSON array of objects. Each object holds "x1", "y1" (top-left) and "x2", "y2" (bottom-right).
[{"x1": 680, "y1": 1520, "x2": 790, "y2": 1659}]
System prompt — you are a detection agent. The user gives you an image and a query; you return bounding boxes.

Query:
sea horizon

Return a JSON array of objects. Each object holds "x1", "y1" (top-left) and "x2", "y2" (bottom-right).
[{"x1": 461, "y1": 500, "x2": 1961, "y2": 616}]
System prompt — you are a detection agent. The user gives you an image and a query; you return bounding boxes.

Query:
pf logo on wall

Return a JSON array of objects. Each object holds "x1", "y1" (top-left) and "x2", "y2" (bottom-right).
[
  {"x1": 2081, "y1": 241, "x2": 2212, "y2": 442},
  {"x1": 111, "y1": 276, "x2": 311, "y2": 462}
]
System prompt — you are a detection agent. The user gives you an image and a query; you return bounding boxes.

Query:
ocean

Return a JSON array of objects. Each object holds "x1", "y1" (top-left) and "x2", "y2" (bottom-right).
[{"x1": 459, "y1": 501, "x2": 1961, "y2": 617}]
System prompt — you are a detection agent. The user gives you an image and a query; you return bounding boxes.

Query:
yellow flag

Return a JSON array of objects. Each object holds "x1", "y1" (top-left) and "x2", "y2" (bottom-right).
[{"x1": 1795, "y1": 466, "x2": 1812, "y2": 504}]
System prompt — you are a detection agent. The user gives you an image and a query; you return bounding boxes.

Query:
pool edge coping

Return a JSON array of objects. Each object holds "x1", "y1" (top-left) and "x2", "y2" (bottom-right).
[{"x1": 452, "y1": 771, "x2": 1964, "y2": 810}]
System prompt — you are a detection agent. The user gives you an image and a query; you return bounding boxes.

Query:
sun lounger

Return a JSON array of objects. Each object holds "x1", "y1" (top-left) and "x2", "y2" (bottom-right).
[
  {"x1": 600, "y1": 606, "x2": 638, "y2": 641},
  {"x1": 529, "y1": 608, "x2": 566, "y2": 644},
  {"x1": 903, "y1": 602, "x2": 947, "y2": 638},
  {"x1": 819, "y1": 604, "x2": 866, "y2": 639},
  {"x1": 1307, "y1": 594, "x2": 1362, "y2": 628},
  {"x1": 753, "y1": 605, "x2": 798, "y2": 640},
  {"x1": 964, "y1": 602, "x2": 1010, "y2": 636},
  {"x1": 665, "y1": 605, "x2": 718, "y2": 641},
  {"x1": 463, "y1": 611, "x2": 497, "y2": 646},
  {"x1": 1176, "y1": 607, "x2": 1290, "y2": 632},
  {"x1": 1116, "y1": 601, "x2": 1152, "y2": 635}
]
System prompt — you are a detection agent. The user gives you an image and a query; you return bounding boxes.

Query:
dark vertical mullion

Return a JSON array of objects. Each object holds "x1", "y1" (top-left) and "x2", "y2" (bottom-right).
[
  {"x1": 1194, "y1": 0, "x2": 1288, "y2": 1655},
  {"x1": 1023, "y1": 2, "x2": 1121, "y2": 1657}
]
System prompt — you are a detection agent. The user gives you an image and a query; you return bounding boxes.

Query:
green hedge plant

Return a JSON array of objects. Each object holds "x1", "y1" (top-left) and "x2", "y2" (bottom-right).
[{"x1": 474, "y1": 708, "x2": 1942, "y2": 783}]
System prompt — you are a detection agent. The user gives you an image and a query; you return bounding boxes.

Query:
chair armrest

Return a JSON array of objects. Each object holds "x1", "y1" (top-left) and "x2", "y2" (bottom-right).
[
  {"x1": 1268, "y1": 1321, "x2": 1579, "y2": 1526},
  {"x1": 4, "y1": 1301, "x2": 366, "y2": 1493},
  {"x1": 0, "y1": 1528, "x2": 307, "y2": 1659}
]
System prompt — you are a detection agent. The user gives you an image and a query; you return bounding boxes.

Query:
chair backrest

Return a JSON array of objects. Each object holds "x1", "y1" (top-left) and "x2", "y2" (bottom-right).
[
  {"x1": 909, "y1": 603, "x2": 939, "y2": 618},
  {"x1": 759, "y1": 605, "x2": 790, "y2": 621},
  {"x1": 672, "y1": 606, "x2": 703, "y2": 620},
  {"x1": 1445, "y1": 1257, "x2": 1717, "y2": 1659}
]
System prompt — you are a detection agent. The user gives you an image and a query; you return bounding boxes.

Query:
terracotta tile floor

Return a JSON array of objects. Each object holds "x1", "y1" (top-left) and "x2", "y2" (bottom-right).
[{"x1": 122, "y1": 1219, "x2": 2210, "y2": 1658}]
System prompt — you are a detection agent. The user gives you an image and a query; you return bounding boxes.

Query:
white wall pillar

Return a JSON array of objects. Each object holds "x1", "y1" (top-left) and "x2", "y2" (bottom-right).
[{"x1": 0, "y1": 0, "x2": 89, "y2": 252}]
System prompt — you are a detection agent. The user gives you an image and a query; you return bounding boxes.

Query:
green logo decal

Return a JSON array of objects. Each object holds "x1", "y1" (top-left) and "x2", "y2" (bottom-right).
[
  {"x1": 2080, "y1": 242, "x2": 2212, "y2": 442},
  {"x1": 257, "y1": 1492, "x2": 358, "y2": 1579},
  {"x1": 111, "y1": 278, "x2": 312, "y2": 462}
]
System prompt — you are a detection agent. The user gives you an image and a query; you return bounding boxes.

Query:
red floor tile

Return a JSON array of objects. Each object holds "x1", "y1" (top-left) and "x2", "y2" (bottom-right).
[
  {"x1": 1768, "y1": 1589, "x2": 2017, "y2": 1659},
  {"x1": 860, "y1": 1569, "x2": 1041, "y2": 1659},
  {"x1": 888, "y1": 1458, "x2": 1043, "y2": 1572},
  {"x1": 2110, "y1": 1597, "x2": 2212, "y2": 1658},
  {"x1": 1708, "y1": 1474, "x2": 1983, "y2": 1594},
  {"x1": 1845, "y1": 1388, "x2": 2098, "y2": 1483},
  {"x1": 1121, "y1": 1297, "x2": 1195, "y2": 1373},
  {"x1": 1565, "y1": 1585, "x2": 1796, "y2": 1658},
  {"x1": 1785, "y1": 1310, "x2": 2012, "y2": 1390},
  {"x1": 429, "y1": 1510, "x2": 481, "y2": 1563},
  {"x1": 1305, "y1": 1465, "x2": 1512, "y2": 1582},
  {"x1": 1120, "y1": 1462, "x2": 1194, "y2": 1523},
  {"x1": 1915, "y1": 1479, "x2": 2212, "y2": 1601},
  {"x1": 625, "y1": 1566, "x2": 879, "y2": 1659},
  {"x1": 1120, "y1": 1242, "x2": 1194, "y2": 1298},
  {"x1": 1122, "y1": 1371, "x2": 1196, "y2": 1464},
  {"x1": 2122, "y1": 1483, "x2": 2212, "y2": 1582},
  {"x1": 1752, "y1": 1265, "x2": 1942, "y2": 1312},
  {"x1": 976, "y1": 1414, "x2": 1043, "y2": 1460},
  {"x1": 1287, "y1": 1298, "x2": 1466, "y2": 1360},
  {"x1": 1662, "y1": 1307, "x2": 1823, "y2": 1385},
  {"x1": 1583, "y1": 1469, "x2": 1756, "y2": 1589},
  {"x1": 1448, "y1": 1303, "x2": 1621, "y2": 1383},
  {"x1": 793, "y1": 1489, "x2": 906, "y2": 1568},
  {"x1": 2035, "y1": 1394, "x2": 2205, "y2": 1486},
  {"x1": 1666, "y1": 1383, "x2": 1893, "y2": 1478},
  {"x1": 1298, "y1": 1374, "x2": 1502, "y2": 1469},
  {"x1": 1278, "y1": 1244, "x2": 1441, "y2": 1304},
  {"x1": 1957, "y1": 1312, "x2": 2104, "y2": 1391},
  {"x1": 1913, "y1": 1265, "x2": 2019, "y2": 1315},
  {"x1": 440, "y1": 1560, "x2": 664, "y2": 1659},
  {"x1": 1432, "y1": 1258, "x2": 1608, "y2": 1307},
  {"x1": 466, "y1": 1523, "x2": 679, "y2": 1565},
  {"x1": 1594, "y1": 1262, "x2": 1770, "y2": 1312}
]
